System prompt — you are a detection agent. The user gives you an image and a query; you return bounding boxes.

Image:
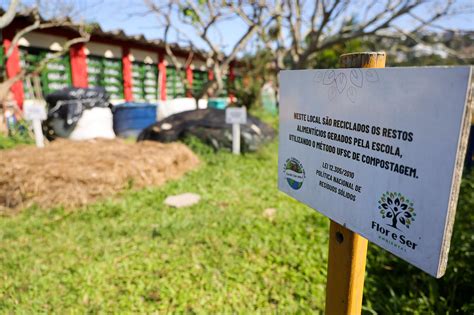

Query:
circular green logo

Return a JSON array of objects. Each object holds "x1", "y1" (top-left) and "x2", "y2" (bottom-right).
[{"x1": 284, "y1": 158, "x2": 305, "y2": 190}]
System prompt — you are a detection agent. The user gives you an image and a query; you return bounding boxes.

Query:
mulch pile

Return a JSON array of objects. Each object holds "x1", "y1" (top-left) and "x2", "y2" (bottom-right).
[{"x1": 0, "y1": 139, "x2": 200, "y2": 213}]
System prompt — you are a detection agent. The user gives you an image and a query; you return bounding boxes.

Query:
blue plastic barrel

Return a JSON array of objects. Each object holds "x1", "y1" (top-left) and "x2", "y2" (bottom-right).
[
  {"x1": 112, "y1": 102, "x2": 157, "y2": 138},
  {"x1": 208, "y1": 98, "x2": 228, "y2": 110}
]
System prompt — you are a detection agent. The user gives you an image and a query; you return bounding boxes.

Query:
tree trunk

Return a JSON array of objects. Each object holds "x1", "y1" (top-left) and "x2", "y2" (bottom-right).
[{"x1": 388, "y1": 212, "x2": 401, "y2": 230}]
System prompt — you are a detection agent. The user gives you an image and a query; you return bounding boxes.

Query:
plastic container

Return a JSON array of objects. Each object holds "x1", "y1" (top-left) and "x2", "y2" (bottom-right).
[
  {"x1": 261, "y1": 83, "x2": 278, "y2": 115},
  {"x1": 207, "y1": 98, "x2": 228, "y2": 110},
  {"x1": 112, "y1": 102, "x2": 157, "y2": 138}
]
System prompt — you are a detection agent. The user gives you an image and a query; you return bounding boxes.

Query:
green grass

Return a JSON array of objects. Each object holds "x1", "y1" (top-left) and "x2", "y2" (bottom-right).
[
  {"x1": 0, "y1": 114, "x2": 473, "y2": 313},
  {"x1": 0, "y1": 130, "x2": 33, "y2": 149},
  {"x1": 0, "y1": 139, "x2": 329, "y2": 313}
]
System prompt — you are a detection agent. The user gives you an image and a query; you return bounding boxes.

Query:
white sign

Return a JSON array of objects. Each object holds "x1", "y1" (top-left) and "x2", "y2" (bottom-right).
[
  {"x1": 226, "y1": 107, "x2": 247, "y2": 124},
  {"x1": 23, "y1": 103, "x2": 47, "y2": 121},
  {"x1": 278, "y1": 67, "x2": 472, "y2": 277},
  {"x1": 23, "y1": 103, "x2": 47, "y2": 148}
]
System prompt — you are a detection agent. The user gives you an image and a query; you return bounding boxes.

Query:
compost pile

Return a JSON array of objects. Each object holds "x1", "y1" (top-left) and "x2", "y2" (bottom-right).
[
  {"x1": 138, "y1": 108, "x2": 275, "y2": 152},
  {"x1": 0, "y1": 139, "x2": 199, "y2": 213}
]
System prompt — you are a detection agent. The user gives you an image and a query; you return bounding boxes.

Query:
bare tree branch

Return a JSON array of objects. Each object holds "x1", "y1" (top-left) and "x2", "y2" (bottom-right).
[
  {"x1": 0, "y1": 0, "x2": 20, "y2": 29},
  {"x1": 6, "y1": 17, "x2": 76, "y2": 58},
  {"x1": 30, "y1": 28, "x2": 90, "y2": 76},
  {"x1": 1, "y1": 26, "x2": 90, "y2": 105},
  {"x1": 146, "y1": 0, "x2": 270, "y2": 106}
]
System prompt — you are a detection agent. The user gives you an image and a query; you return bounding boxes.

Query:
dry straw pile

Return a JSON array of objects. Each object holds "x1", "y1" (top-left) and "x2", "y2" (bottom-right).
[{"x1": 0, "y1": 139, "x2": 200, "y2": 213}]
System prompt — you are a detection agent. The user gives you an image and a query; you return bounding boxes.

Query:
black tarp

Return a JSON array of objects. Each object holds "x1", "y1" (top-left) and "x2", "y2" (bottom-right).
[
  {"x1": 43, "y1": 87, "x2": 109, "y2": 139},
  {"x1": 137, "y1": 108, "x2": 275, "y2": 152}
]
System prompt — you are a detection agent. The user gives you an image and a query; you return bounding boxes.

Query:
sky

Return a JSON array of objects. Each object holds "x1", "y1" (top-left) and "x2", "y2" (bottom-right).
[{"x1": 3, "y1": 0, "x2": 474, "y2": 55}]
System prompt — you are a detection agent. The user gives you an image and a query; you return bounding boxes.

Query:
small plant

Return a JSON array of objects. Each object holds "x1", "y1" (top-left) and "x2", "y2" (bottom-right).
[
  {"x1": 182, "y1": 135, "x2": 216, "y2": 155},
  {"x1": 0, "y1": 120, "x2": 34, "y2": 149}
]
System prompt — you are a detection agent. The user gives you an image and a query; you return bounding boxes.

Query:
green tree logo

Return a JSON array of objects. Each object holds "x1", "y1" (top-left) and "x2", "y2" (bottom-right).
[{"x1": 378, "y1": 192, "x2": 415, "y2": 230}]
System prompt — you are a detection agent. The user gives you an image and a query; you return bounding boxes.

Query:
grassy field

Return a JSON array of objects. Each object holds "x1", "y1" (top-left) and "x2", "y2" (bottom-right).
[{"x1": 1, "y1": 120, "x2": 473, "y2": 313}]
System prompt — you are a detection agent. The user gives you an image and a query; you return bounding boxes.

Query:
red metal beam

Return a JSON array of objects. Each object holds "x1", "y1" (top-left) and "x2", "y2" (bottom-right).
[
  {"x1": 186, "y1": 65, "x2": 193, "y2": 98},
  {"x1": 69, "y1": 43, "x2": 88, "y2": 88},
  {"x1": 3, "y1": 29, "x2": 24, "y2": 109},
  {"x1": 158, "y1": 53, "x2": 167, "y2": 101},
  {"x1": 122, "y1": 46, "x2": 133, "y2": 101}
]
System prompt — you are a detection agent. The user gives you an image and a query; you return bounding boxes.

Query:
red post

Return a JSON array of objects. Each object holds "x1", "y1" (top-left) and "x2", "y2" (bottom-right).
[
  {"x1": 158, "y1": 53, "x2": 167, "y2": 101},
  {"x1": 207, "y1": 70, "x2": 215, "y2": 98},
  {"x1": 122, "y1": 46, "x2": 133, "y2": 101},
  {"x1": 229, "y1": 62, "x2": 235, "y2": 103},
  {"x1": 3, "y1": 30, "x2": 25, "y2": 108},
  {"x1": 69, "y1": 43, "x2": 88, "y2": 88},
  {"x1": 186, "y1": 65, "x2": 193, "y2": 97}
]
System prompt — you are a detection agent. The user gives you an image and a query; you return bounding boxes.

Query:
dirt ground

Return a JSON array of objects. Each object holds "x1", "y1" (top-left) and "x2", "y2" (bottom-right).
[{"x1": 0, "y1": 139, "x2": 200, "y2": 213}]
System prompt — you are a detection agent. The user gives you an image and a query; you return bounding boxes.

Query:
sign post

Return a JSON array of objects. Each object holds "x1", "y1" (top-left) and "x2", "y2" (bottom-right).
[
  {"x1": 23, "y1": 103, "x2": 47, "y2": 148},
  {"x1": 226, "y1": 107, "x2": 247, "y2": 155},
  {"x1": 278, "y1": 53, "x2": 471, "y2": 314},
  {"x1": 325, "y1": 52, "x2": 386, "y2": 315}
]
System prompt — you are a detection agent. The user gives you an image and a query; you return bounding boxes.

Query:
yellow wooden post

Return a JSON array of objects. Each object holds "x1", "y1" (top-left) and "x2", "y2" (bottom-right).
[{"x1": 325, "y1": 52, "x2": 386, "y2": 315}]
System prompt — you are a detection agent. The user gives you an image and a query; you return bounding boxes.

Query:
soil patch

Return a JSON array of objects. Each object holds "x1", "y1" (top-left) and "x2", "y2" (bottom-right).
[{"x1": 0, "y1": 139, "x2": 200, "y2": 213}]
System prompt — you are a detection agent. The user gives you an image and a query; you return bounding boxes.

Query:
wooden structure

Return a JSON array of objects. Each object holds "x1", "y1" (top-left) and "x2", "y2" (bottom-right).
[
  {"x1": 1, "y1": 12, "x2": 241, "y2": 108},
  {"x1": 325, "y1": 52, "x2": 386, "y2": 315}
]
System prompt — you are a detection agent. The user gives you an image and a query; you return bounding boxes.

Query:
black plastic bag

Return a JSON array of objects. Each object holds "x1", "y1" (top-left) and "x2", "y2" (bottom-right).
[
  {"x1": 138, "y1": 108, "x2": 275, "y2": 152},
  {"x1": 44, "y1": 87, "x2": 110, "y2": 139}
]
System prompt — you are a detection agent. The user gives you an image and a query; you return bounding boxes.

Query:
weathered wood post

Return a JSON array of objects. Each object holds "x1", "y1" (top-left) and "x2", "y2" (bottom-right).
[{"x1": 325, "y1": 52, "x2": 386, "y2": 315}]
